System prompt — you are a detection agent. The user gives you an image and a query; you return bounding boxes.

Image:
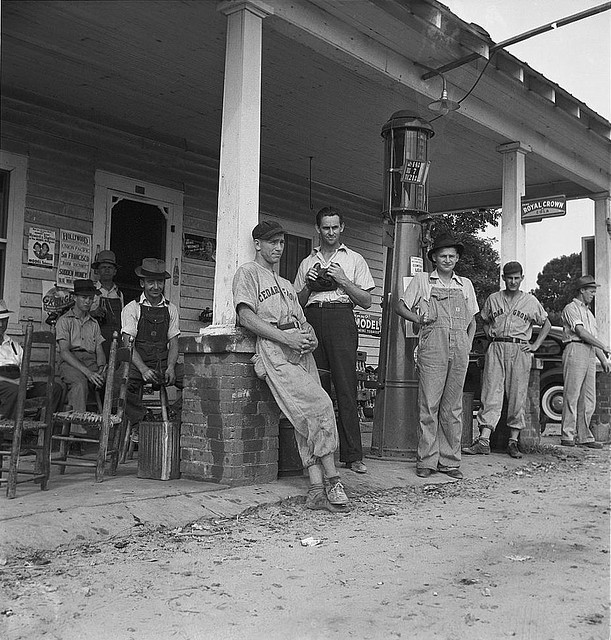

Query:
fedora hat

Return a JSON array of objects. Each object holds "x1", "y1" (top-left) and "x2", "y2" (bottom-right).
[
  {"x1": 92, "y1": 249, "x2": 119, "y2": 269},
  {"x1": 427, "y1": 232, "x2": 464, "y2": 262},
  {"x1": 134, "y1": 258, "x2": 171, "y2": 279},
  {"x1": 574, "y1": 274, "x2": 599, "y2": 290},
  {"x1": 0, "y1": 300, "x2": 14, "y2": 319},
  {"x1": 73, "y1": 279, "x2": 100, "y2": 296}
]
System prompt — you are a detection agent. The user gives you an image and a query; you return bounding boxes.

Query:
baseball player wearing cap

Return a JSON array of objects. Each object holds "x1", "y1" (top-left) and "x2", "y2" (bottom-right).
[
  {"x1": 560, "y1": 275, "x2": 611, "y2": 448},
  {"x1": 121, "y1": 258, "x2": 183, "y2": 434},
  {"x1": 233, "y1": 220, "x2": 349, "y2": 512},
  {"x1": 294, "y1": 206, "x2": 375, "y2": 475},
  {"x1": 395, "y1": 232, "x2": 479, "y2": 479},
  {"x1": 463, "y1": 262, "x2": 551, "y2": 459},
  {"x1": 56, "y1": 280, "x2": 107, "y2": 421},
  {"x1": 90, "y1": 250, "x2": 124, "y2": 360}
]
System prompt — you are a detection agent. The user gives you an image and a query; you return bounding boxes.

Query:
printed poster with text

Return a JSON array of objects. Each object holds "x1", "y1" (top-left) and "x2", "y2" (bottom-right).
[
  {"x1": 57, "y1": 230, "x2": 92, "y2": 287},
  {"x1": 27, "y1": 227, "x2": 56, "y2": 268}
]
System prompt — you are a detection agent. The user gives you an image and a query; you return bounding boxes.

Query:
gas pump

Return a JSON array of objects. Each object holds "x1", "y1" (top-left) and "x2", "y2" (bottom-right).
[{"x1": 371, "y1": 112, "x2": 434, "y2": 460}]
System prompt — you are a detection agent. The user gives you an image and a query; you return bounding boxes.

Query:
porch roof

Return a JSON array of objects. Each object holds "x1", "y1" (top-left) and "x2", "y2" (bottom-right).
[{"x1": 2, "y1": 0, "x2": 609, "y2": 214}]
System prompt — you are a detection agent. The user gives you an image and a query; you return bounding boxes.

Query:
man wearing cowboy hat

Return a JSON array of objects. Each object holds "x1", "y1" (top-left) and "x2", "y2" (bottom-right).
[
  {"x1": 56, "y1": 280, "x2": 107, "y2": 419},
  {"x1": 395, "y1": 232, "x2": 479, "y2": 479},
  {"x1": 560, "y1": 275, "x2": 611, "y2": 448},
  {"x1": 0, "y1": 300, "x2": 65, "y2": 420},
  {"x1": 90, "y1": 249, "x2": 124, "y2": 360},
  {"x1": 121, "y1": 258, "x2": 183, "y2": 433}
]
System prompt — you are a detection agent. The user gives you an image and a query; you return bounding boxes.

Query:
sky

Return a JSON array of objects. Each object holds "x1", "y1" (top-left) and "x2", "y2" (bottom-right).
[{"x1": 442, "y1": 0, "x2": 611, "y2": 291}]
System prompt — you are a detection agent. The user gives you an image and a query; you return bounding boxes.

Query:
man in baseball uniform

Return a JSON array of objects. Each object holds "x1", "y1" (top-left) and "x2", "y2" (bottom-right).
[
  {"x1": 233, "y1": 220, "x2": 349, "y2": 513},
  {"x1": 560, "y1": 275, "x2": 611, "y2": 448},
  {"x1": 463, "y1": 261, "x2": 550, "y2": 459},
  {"x1": 294, "y1": 206, "x2": 375, "y2": 475}
]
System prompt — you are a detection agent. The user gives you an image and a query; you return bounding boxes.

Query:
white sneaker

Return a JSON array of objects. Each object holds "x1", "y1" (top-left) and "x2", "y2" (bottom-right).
[{"x1": 326, "y1": 480, "x2": 349, "y2": 505}]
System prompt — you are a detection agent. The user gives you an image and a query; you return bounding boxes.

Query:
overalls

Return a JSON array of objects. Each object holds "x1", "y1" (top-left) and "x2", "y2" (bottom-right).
[
  {"x1": 126, "y1": 305, "x2": 171, "y2": 425},
  {"x1": 417, "y1": 283, "x2": 470, "y2": 471}
]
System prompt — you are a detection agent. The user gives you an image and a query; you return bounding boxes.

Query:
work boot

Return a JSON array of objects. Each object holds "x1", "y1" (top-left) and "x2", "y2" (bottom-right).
[
  {"x1": 306, "y1": 489, "x2": 347, "y2": 513},
  {"x1": 462, "y1": 438, "x2": 490, "y2": 455},
  {"x1": 507, "y1": 440, "x2": 523, "y2": 459}
]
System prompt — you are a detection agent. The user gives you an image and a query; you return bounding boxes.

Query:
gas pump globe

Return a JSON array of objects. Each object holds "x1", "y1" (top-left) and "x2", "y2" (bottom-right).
[{"x1": 371, "y1": 112, "x2": 434, "y2": 460}]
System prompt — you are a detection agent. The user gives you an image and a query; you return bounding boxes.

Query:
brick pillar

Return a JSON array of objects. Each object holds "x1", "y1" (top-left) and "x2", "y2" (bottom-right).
[
  {"x1": 592, "y1": 372, "x2": 611, "y2": 443},
  {"x1": 178, "y1": 329, "x2": 280, "y2": 486}
]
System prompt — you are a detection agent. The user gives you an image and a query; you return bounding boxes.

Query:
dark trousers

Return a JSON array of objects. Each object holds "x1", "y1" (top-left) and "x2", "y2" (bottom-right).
[
  {"x1": 125, "y1": 363, "x2": 184, "y2": 426},
  {"x1": 0, "y1": 379, "x2": 66, "y2": 420},
  {"x1": 305, "y1": 305, "x2": 362, "y2": 464}
]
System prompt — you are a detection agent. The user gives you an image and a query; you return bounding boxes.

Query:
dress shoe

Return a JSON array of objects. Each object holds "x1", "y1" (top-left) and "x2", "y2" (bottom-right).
[
  {"x1": 560, "y1": 439, "x2": 575, "y2": 447},
  {"x1": 438, "y1": 467, "x2": 463, "y2": 480},
  {"x1": 416, "y1": 468, "x2": 433, "y2": 478},
  {"x1": 578, "y1": 441, "x2": 603, "y2": 449},
  {"x1": 347, "y1": 460, "x2": 367, "y2": 474},
  {"x1": 507, "y1": 441, "x2": 523, "y2": 459}
]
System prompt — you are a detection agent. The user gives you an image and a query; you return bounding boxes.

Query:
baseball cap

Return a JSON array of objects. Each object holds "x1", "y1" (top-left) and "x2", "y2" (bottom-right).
[{"x1": 252, "y1": 220, "x2": 285, "y2": 241}]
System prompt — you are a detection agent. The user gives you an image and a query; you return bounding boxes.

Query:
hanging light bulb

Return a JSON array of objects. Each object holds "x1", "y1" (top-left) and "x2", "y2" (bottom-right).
[{"x1": 427, "y1": 73, "x2": 460, "y2": 116}]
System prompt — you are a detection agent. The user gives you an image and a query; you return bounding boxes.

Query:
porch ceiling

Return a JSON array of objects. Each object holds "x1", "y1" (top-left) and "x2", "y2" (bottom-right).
[{"x1": 1, "y1": 0, "x2": 608, "y2": 216}]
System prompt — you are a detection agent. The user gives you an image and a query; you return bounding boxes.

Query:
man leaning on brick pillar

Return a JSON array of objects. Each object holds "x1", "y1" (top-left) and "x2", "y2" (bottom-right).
[{"x1": 232, "y1": 220, "x2": 350, "y2": 513}]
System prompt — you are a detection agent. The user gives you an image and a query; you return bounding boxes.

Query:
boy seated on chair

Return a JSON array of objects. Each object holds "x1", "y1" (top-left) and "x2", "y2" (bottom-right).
[
  {"x1": 0, "y1": 300, "x2": 65, "y2": 421},
  {"x1": 56, "y1": 280, "x2": 107, "y2": 432},
  {"x1": 121, "y1": 258, "x2": 183, "y2": 441}
]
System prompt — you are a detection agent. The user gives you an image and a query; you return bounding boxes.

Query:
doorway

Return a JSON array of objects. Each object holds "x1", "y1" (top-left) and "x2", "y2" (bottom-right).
[
  {"x1": 110, "y1": 199, "x2": 166, "y2": 304},
  {"x1": 93, "y1": 171, "x2": 184, "y2": 313}
]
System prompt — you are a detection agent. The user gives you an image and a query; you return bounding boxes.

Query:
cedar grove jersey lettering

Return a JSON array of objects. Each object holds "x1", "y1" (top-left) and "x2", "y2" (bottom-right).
[
  {"x1": 258, "y1": 283, "x2": 297, "y2": 304},
  {"x1": 482, "y1": 291, "x2": 547, "y2": 341}
]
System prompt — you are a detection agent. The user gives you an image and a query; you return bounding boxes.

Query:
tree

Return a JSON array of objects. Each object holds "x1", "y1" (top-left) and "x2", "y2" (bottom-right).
[
  {"x1": 532, "y1": 253, "x2": 582, "y2": 325},
  {"x1": 432, "y1": 209, "x2": 501, "y2": 309}
]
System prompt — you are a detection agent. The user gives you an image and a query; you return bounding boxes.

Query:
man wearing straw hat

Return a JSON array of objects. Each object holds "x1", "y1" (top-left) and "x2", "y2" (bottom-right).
[
  {"x1": 560, "y1": 275, "x2": 611, "y2": 448},
  {"x1": 56, "y1": 280, "x2": 107, "y2": 419},
  {"x1": 0, "y1": 300, "x2": 65, "y2": 420},
  {"x1": 121, "y1": 258, "x2": 183, "y2": 438}
]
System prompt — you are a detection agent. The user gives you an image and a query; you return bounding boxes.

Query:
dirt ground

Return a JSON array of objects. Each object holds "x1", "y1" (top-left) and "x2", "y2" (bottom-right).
[{"x1": 1, "y1": 446, "x2": 608, "y2": 640}]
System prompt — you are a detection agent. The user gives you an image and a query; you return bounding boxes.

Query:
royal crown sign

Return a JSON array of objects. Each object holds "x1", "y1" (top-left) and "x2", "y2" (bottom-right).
[{"x1": 521, "y1": 195, "x2": 566, "y2": 223}]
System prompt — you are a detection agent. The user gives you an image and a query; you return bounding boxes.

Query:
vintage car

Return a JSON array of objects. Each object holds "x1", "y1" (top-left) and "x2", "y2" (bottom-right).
[{"x1": 464, "y1": 326, "x2": 565, "y2": 427}]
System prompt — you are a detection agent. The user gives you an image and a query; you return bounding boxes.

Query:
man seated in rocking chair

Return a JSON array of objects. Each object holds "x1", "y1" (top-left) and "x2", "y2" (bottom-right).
[{"x1": 0, "y1": 300, "x2": 65, "y2": 422}]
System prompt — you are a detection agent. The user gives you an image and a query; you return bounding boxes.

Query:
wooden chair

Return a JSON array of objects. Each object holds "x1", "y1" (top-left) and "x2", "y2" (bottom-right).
[
  {"x1": 0, "y1": 321, "x2": 56, "y2": 499},
  {"x1": 51, "y1": 333, "x2": 133, "y2": 482}
]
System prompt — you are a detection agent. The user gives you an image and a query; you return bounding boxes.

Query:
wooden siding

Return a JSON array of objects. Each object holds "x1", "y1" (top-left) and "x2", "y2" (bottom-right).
[{"x1": 1, "y1": 96, "x2": 384, "y2": 364}]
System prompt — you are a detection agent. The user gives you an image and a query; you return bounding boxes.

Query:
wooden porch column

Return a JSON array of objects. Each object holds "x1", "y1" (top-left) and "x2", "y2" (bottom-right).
[
  {"x1": 497, "y1": 142, "x2": 532, "y2": 269},
  {"x1": 213, "y1": 0, "x2": 273, "y2": 329},
  {"x1": 593, "y1": 194, "x2": 611, "y2": 345}
]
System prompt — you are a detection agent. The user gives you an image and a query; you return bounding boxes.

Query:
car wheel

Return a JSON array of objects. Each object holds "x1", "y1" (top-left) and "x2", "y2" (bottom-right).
[{"x1": 541, "y1": 384, "x2": 564, "y2": 423}]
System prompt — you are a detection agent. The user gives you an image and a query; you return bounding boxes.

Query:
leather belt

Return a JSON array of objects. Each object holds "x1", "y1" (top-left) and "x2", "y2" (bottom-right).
[
  {"x1": 307, "y1": 302, "x2": 353, "y2": 309},
  {"x1": 492, "y1": 337, "x2": 527, "y2": 344},
  {"x1": 567, "y1": 339, "x2": 589, "y2": 345},
  {"x1": 272, "y1": 321, "x2": 300, "y2": 331}
]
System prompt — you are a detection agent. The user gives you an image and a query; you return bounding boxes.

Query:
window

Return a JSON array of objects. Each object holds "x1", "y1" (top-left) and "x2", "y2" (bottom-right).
[
  {"x1": 0, "y1": 170, "x2": 9, "y2": 295},
  {"x1": 279, "y1": 233, "x2": 311, "y2": 282}
]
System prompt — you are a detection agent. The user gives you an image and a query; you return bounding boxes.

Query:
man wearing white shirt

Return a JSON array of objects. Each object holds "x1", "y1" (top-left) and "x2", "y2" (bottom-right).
[
  {"x1": 121, "y1": 258, "x2": 183, "y2": 433},
  {"x1": 295, "y1": 206, "x2": 375, "y2": 474}
]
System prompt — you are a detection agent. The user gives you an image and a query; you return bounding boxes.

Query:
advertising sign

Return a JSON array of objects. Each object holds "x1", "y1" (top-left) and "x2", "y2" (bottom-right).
[
  {"x1": 354, "y1": 312, "x2": 381, "y2": 337},
  {"x1": 521, "y1": 195, "x2": 566, "y2": 223},
  {"x1": 27, "y1": 227, "x2": 56, "y2": 268},
  {"x1": 57, "y1": 230, "x2": 92, "y2": 287}
]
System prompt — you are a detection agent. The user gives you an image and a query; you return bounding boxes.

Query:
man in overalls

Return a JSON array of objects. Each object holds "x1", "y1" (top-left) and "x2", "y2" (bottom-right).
[
  {"x1": 395, "y1": 233, "x2": 479, "y2": 479},
  {"x1": 90, "y1": 250, "x2": 124, "y2": 360},
  {"x1": 121, "y1": 258, "x2": 183, "y2": 438}
]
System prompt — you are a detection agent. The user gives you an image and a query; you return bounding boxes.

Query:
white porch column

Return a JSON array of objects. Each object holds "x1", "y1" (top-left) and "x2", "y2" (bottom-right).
[
  {"x1": 211, "y1": 0, "x2": 273, "y2": 329},
  {"x1": 593, "y1": 194, "x2": 611, "y2": 344},
  {"x1": 497, "y1": 142, "x2": 532, "y2": 269}
]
